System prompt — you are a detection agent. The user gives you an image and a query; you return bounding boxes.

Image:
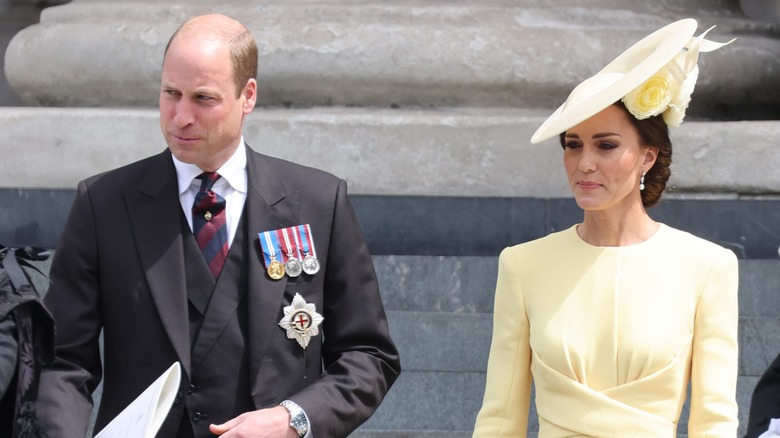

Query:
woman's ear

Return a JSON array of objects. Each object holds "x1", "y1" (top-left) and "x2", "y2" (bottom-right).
[{"x1": 643, "y1": 146, "x2": 659, "y2": 170}]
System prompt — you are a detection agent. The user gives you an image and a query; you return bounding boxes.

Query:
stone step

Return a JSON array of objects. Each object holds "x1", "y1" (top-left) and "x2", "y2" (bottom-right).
[
  {"x1": 1, "y1": 107, "x2": 779, "y2": 197},
  {"x1": 4, "y1": 0, "x2": 779, "y2": 118},
  {"x1": 4, "y1": 188, "x2": 780, "y2": 258},
  {"x1": 21, "y1": 253, "x2": 778, "y2": 436}
]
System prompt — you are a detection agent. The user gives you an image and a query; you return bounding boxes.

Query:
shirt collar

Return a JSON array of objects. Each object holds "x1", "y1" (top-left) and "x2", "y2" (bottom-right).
[{"x1": 172, "y1": 137, "x2": 248, "y2": 195}]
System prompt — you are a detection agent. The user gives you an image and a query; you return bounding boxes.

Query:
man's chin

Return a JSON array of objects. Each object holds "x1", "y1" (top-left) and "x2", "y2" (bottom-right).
[{"x1": 168, "y1": 146, "x2": 197, "y2": 165}]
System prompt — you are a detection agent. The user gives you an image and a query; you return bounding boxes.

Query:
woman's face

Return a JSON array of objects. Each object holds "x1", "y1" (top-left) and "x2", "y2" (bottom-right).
[{"x1": 562, "y1": 104, "x2": 658, "y2": 213}]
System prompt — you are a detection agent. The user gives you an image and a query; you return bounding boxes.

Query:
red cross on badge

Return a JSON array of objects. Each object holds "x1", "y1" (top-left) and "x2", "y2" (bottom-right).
[{"x1": 291, "y1": 311, "x2": 312, "y2": 333}]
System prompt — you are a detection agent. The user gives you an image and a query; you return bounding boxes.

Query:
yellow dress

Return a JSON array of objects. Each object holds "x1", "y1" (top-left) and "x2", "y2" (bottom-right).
[{"x1": 473, "y1": 224, "x2": 739, "y2": 437}]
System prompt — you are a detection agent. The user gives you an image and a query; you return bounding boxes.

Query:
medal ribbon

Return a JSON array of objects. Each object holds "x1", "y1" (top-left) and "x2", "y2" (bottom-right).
[
  {"x1": 277, "y1": 228, "x2": 298, "y2": 262},
  {"x1": 291, "y1": 225, "x2": 304, "y2": 259},
  {"x1": 298, "y1": 224, "x2": 317, "y2": 258},
  {"x1": 258, "y1": 230, "x2": 281, "y2": 267}
]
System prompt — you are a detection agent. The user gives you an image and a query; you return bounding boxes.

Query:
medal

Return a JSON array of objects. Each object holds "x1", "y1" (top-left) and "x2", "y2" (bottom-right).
[
  {"x1": 267, "y1": 258, "x2": 285, "y2": 280},
  {"x1": 259, "y1": 230, "x2": 285, "y2": 280},
  {"x1": 298, "y1": 224, "x2": 320, "y2": 275},
  {"x1": 302, "y1": 255, "x2": 320, "y2": 275},
  {"x1": 278, "y1": 293, "x2": 324, "y2": 349},
  {"x1": 279, "y1": 228, "x2": 302, "y2": 278}
]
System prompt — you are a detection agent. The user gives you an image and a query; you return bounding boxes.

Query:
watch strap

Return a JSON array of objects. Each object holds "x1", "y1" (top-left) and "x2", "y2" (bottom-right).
[{"x1": 280, "y1": 400, "x2": 308, "y2": 437}]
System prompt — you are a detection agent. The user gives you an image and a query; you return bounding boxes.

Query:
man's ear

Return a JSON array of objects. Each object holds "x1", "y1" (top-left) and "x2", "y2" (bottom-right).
[{"x1": 242, "y1": 78, "x2": 257, "y2": 113}]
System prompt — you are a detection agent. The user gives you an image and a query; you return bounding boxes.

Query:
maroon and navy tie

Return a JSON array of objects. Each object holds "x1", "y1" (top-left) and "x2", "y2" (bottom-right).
[{"x1": 192, "y1": 172, "x2": 228, "y2": 278}]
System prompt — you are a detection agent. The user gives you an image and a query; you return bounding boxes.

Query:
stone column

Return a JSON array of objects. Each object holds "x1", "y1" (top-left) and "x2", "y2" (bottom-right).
[{"x1": 4, "y1": 0, "x2": 780, "y2": 117}]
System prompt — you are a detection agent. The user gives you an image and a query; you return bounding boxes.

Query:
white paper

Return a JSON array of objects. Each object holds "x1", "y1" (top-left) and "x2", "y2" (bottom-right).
[{"x1": 95, "y1": 362, "x2": 182, "y2": 438}]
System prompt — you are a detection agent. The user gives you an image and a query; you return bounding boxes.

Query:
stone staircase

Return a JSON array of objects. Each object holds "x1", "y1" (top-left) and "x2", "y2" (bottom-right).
[{"x1": 1, "y1": 1, "x2": 779, "y2": 437}]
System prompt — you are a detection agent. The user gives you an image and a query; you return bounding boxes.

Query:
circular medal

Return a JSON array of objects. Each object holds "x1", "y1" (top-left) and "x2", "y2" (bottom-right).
[
  {"x1": 267, "y1": 259, "x2": 286, "y2": 280},
  {"x1": 289, "y1": 310, "x2": 313, "y2": 334},
  {"x1": 285, "y1": 256, "x2": 302, "y2": 278},
  {"x1": 302, "y1": 254, "x2": 320, "y2": 275}
]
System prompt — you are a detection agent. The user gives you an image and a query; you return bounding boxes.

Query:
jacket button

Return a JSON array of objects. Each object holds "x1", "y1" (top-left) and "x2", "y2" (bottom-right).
[
  {"x1": 173, "y1": 392, "x2": 183, "y2": 405},
  {"x1": 187, "y1": 384, "x2": 198, "y2": 395},
  {"x1": 192, "y1": 411, "x2": 206, "y2": 422}
]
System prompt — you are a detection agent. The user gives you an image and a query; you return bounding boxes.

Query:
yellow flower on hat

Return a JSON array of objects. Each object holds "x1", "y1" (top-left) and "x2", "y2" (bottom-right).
[
  {"x1": 623, "y1": 71, "x2": 677, "y2": 120},
  {"x1": 663, "y1": 65, "x2": 698, "y2": 127}
]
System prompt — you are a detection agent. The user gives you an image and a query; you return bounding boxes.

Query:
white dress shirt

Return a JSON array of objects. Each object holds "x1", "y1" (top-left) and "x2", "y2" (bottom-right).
[{"x1": 172, "y1": 139, "x2": 248, "y2": 247}]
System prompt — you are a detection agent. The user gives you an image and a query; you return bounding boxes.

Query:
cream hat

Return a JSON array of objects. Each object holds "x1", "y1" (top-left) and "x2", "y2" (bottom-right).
[{"x1": 530, "y1": 18, "x2": 735, "y2": 144}]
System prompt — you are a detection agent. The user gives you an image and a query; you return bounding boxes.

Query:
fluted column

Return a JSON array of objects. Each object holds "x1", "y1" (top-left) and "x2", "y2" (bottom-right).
[{"x1": 5, "y1": 0, "x2": 780, "y2": 119}]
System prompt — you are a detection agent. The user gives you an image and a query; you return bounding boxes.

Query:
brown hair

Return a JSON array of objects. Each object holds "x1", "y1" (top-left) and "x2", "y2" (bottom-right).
[
  {"x1": 164, "y1": 15, "x2": 258, "y2": 98},
  {"x1": 559, "y1": 101, "x2": 672, "y2": 208}
]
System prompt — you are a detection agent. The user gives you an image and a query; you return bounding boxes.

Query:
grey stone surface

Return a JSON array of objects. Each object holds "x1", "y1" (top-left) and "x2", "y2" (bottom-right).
[
  {"x1": 739, "y1": 260, "x2": 780, "y2": 317},
  {"x1": 351, "y1": 432, "x2": 473, "y2": 438},
  {"x1": 2, "y1": 107, "x2": 780, "y2": 198},
  {"x1": 740, "y1": 376, "x2": 760, "y2": 433},
  {"x1": 5, "y1": 187, "x2": 780, "y2": 258},
  {"x1": 387, "y1": 311, "x2": 491, "y2": 372},
  {"x1": 740, "y1": 0, "x2": 780, "y2": 24},
  {"x1": 377, "y1": 256, "x2": 498, "y2": 313},
  {"x1": 5, "y1": 1, "x2": 779, "y2": 117},
  {"x1": 358, "y1": 370, "x2": 485, "y2": 432},
  {"x1": 0, "y1": 0, "x2": 40, "y2": 106},
  {"x1": 739, "y1": 317, "x2": 780, "y2": 376}
]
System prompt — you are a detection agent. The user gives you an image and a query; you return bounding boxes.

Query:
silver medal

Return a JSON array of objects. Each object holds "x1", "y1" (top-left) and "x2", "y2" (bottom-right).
[
  {"x1": 285, "y1": 254, "x2": 302, "y2": 277},
  {"x1": 302, "y1": 254, "x2": 320, "y2": 275}
]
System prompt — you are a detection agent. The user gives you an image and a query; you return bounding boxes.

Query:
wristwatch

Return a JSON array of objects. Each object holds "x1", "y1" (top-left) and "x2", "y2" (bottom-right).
[{"x1": 280, "y1": 400, "x2": 308, "y2": 437}]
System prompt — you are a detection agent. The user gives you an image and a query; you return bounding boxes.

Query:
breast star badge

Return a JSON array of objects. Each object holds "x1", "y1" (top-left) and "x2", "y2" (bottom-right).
[{"x1": 279, "y1": 293, "x2": 324, "y2": 349}]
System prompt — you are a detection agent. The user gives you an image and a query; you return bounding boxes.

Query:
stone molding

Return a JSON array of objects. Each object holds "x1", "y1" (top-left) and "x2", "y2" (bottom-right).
[{"x1": 2, "y1": 107, "x2": 778, "y2": 196}]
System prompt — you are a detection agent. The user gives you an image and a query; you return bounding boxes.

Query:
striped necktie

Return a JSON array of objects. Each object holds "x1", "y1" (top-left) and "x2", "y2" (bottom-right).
[{"x1": 192, "y1": 172, "x2": 228, "y2": 278}]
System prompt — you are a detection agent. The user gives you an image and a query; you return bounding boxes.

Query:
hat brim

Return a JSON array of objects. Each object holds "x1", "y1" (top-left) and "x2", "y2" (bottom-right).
[{"x1": 530, "y1": 18, "x2": 698, "y2": 144}]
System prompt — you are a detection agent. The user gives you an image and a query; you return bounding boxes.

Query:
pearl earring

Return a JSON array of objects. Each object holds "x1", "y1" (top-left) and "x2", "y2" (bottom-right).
[{"x1": 639, "y1": 172, "x2": 646, "y2": 191}]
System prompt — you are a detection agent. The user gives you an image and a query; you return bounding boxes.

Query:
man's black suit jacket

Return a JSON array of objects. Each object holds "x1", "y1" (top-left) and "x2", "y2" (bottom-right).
[
  {"x1": 37, "y1": 146, "x2": 400, "y2": 437},
  {"x1": 746, "y1": 353, "x2": 780, "y2": 438}
]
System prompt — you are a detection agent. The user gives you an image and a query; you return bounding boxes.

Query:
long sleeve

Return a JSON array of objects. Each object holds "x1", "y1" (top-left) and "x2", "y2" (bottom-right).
[
  {"x1": 473, "y1": 247, "x2": 532, "y2": 437},
  {"x1": 36, "y1": 179, "x2": 103, "y2": 437},
  {"x1": 688, "y1": 247, "x2": 739, "y2": 437}
]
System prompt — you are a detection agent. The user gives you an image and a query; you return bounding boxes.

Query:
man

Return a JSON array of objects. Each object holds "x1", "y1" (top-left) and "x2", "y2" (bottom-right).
[
  {"x1": 746, "y1": 353, "x2": 780, "y2": 438},
  {"x1": 37, "y1": 14, "x2": 400, "y2": 438}
]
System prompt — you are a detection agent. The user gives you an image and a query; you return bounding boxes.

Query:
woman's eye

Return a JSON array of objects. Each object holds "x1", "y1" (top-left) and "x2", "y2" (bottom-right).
[
  {"x1": 564, "y1": 141, "x2": 581, "y2": 149},
  {"x1": 599, "y1": 142, "x2": 618, "y2": 150}
]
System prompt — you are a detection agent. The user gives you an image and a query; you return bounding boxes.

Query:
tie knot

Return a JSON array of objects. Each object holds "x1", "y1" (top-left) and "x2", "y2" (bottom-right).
[{"x1": 197, "y1": 172, "x2": 221, "y2": 192}]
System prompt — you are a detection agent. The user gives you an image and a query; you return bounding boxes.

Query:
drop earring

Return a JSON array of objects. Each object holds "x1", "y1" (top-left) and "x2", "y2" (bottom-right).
[{"x1": 639, "y1": 172, "x2": 646, "y2": 191}]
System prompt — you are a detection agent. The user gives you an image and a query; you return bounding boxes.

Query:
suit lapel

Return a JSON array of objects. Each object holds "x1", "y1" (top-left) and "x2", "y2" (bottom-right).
[
  {"x1": 244, "y1": 149, "x2": 301, "y2": 384},
  {"x1": 124, "y1": 151, "x2": 191, "y2": 376}
]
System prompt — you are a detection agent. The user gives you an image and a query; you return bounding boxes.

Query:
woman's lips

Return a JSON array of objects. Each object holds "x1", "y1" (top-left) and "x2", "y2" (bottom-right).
[{"x1": 577, "y1": 181, "x2": 601, "y2": 189}]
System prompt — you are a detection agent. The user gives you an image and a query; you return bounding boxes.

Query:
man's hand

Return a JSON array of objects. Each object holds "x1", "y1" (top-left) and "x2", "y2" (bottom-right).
[{"x1": 209, "y1": 406, "x2": 297, "y2": 437}]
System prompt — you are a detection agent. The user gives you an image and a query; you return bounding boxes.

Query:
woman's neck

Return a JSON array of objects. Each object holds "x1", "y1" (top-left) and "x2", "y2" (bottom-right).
[{"x1": 578, "y1": 205, "x2": 659, "y2": 247}]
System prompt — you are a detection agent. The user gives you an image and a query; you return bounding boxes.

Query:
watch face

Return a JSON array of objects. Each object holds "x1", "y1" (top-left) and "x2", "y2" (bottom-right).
[{"x1": 281, "y1": 401, "x2": 308, "y2": 437}]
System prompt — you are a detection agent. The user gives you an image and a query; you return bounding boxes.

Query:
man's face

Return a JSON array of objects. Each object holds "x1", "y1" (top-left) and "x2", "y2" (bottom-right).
[{"x1": 159, "y1": 34, "x2": 256, "y2": 172}]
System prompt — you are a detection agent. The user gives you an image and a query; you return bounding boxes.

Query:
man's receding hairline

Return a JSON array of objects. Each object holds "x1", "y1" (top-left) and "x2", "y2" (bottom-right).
[{"x1": 169, "y1": 14, "x2": 249, "y2": 50}]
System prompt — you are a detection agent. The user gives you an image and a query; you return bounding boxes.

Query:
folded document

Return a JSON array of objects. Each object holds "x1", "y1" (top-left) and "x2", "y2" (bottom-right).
[{"x1": 95, "y1": 362, "x2": 181, "y2": 438}]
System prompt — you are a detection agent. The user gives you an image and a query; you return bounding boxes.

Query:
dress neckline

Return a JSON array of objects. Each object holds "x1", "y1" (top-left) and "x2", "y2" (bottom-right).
[{"x1": 569, "y1": 223, "x2": 666, "y2": 250}]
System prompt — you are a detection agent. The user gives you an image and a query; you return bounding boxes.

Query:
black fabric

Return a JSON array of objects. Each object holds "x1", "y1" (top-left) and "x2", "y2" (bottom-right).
[
  {"x1": 746, "y1": 352, "x2": 780, "y2": 438},
  {"x1": 0, "y1": 246, "x2": 54, "y2": 438},
  {"x1": 167, "y1": 212, "x2": 253, "y2": 438}
]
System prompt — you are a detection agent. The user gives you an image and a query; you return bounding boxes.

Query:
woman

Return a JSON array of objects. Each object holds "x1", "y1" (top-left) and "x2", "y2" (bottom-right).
[{"x1": 473, "y1": 19, "x2": 739, "y2": 437}]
